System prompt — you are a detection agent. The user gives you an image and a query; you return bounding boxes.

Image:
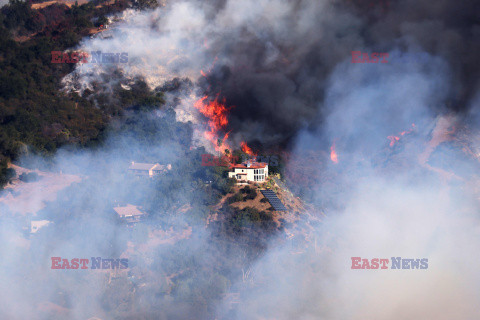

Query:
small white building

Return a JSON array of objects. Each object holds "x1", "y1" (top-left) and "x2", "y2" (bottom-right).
[
  {"x1": 128, "y1": 162, "x2": 171, "y2": 177},
  {"x1": 228, "y1": 161, "x2": 268, "y2": 183},
  {"x1": 113, "y1": 204, "x2": 146, "y2": 224},
  {"x1": 30, "y1": 220, "x2": 52, "y2": 234}
]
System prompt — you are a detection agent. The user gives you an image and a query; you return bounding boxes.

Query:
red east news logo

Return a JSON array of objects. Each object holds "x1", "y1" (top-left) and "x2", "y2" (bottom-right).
[
  {"x1": 351, "y1": 257, "x2": 428, "y2": 269},
  {"x1": 51, "y1": 51, "x2": 128, "y2": 64},
  {"x1": 351, "y1": 51, "x2": 389, "y2": 63},
  {"x1": 51, "y1": 257, "x2": 128, "y2": 269}
]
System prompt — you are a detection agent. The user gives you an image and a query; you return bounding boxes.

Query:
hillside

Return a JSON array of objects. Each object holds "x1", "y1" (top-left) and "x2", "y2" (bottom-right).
[
  {"x1": 210, "y1": 176, "x2": 324, "y2": 253},
  {"x1": 0, "y1": 0, "x2": 161, "y2": 188}
]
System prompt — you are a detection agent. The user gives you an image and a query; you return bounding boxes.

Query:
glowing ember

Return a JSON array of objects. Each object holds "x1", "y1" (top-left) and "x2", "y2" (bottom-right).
[
  {"x1": 194, "y1": 95, "x2": 233, "y2": 152},
  {"x1": 330, "y1": 142, "x2": 338, "y2": 164},
  {"x1": 388, "y1": 123, "x2": 415, "y2": 147},
  {"x1": 400, "y1": 123, "x2": 416, "y2": 136},
  {"x1": 387, "y1": 135, "x2": 400, "y2": 147}
]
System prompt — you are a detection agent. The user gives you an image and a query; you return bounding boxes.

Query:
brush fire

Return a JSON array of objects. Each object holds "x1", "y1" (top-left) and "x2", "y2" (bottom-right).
[
  {"x1": 387, "y1": 123, "x2": 416, "y2": 147},
  {"x1": 330, "y1": 142, "x2": 339, "y2": 164},
  {"x1": 1, "y1": 0, "x2": 480, "y2": 319},
  {"x1": 193, "y1": 95, "x2": 233, "y2": 152}
]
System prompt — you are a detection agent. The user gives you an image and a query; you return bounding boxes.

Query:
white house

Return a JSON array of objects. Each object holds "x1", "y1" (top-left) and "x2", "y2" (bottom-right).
[
  {"x1": 30, "y1": 220, "x2": 52, "y2": 234},
  {"x1": 228, "y1": 161, "x2": 268, "y2": 183},
  {"x1": 128, "y1": 162, "x2": 171, "y2": 177},
  {"x1": 113, "y1": 204, "x2": 146, "y2": 224}
]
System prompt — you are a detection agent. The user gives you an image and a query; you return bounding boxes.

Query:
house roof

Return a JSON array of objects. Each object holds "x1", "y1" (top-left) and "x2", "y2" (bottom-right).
[
  {"x1": 113, "y1": 204, "x2": 146, "y2": 217},
  {"x1": 151, "y1": 164, "x2": 167, "y2": 171},
  {"x1": 128, "y1": 162, "x2": 171, "y2": 171},
  {"x1": 232, "y1": 162, "x2": 268, "y2": 169},
  {"x1": 128, "y1": 162, "x2": 157, "y2": 171}
]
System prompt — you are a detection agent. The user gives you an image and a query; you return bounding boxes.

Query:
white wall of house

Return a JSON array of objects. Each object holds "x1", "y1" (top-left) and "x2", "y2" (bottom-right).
[
  {"x1": 228, "y1": 165, "x2": 268, "y2": 182},
  {"x1": 128, "y1": 163, "x2": 171, "y2": 177}
]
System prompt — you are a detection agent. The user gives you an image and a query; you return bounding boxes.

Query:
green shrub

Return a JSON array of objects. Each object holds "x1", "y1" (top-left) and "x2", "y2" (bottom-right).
[
  {"x1": 228, "y1": 192, "x2": 243, "y2": 204},
  {"x1": 245, "y1": 188, "x2": 257, "y2": 200}
]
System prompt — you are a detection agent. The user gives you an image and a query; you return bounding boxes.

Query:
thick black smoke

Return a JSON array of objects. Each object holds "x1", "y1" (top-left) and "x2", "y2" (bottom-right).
[
  {"x1": 3, "y1": 0, "x2": 480, "y2": 319},
  {"x1": 200, "y1": 0, "x2": 480, "y2": 148}
]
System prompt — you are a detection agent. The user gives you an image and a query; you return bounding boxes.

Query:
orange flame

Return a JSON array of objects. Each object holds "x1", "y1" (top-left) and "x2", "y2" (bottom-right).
[
  {"x1": 330, "y1": 142, "x2": 338, "y2": 164},
  {"x1": 387, "y1": 135, "x2": 400, "y2": 147},
  {"x1": 388, "y1": 123, "x2": 415, "y2": 147},
  {"x1": 198, "y1": 58, "x2": 258, "y2": 156},
  {"x1": 241, "y1": 141, "x2": 256, "y2": 156},
  {"x1": 194, "y1": 95, "x2": 233, "y2": 152}
]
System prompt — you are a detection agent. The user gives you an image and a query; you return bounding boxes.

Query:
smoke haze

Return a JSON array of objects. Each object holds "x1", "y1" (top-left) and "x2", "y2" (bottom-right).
[{"x1": 1, "y1": 0, "x2": 480, "y2": 319}]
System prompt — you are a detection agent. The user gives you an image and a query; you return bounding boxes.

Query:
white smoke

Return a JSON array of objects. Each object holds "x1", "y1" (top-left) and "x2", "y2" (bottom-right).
[
  {"x1": 215, "y1": 49, "x2": 480, "y2": 319},
  {"x1": 3, "y1": 0, "x2": 480, "y2": 318}
]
